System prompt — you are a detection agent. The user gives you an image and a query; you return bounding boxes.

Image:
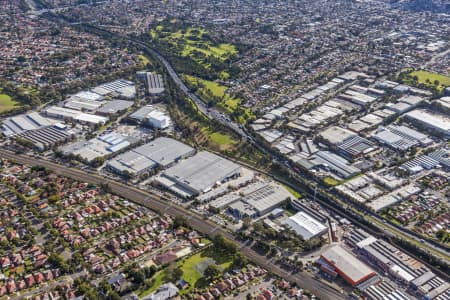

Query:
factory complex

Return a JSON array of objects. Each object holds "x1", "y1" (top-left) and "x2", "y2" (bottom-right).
[
  {"x1": 61, "y1": 132, "x2": 139, "y2": 162},
  {"x1": 107, "y1": 137, "x2": 195, "y2": 176},
  {"x1": 156, "y1": 151, "x2": 241, "y2": 197},
  {"x1": 282, "y1": 211, "x2": 328, "y2": 241}
]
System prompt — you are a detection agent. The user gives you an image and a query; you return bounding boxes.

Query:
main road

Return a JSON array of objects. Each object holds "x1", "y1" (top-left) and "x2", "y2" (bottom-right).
[
  {"x1": 136, "y1": 36, "x2": 450, "y2": 264},
  {"x1": 0, "y1": 149, "x2": 346, "y2": 300}
]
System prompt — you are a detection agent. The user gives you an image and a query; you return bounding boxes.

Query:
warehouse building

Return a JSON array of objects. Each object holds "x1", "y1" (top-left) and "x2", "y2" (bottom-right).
[
  {"x1": 107, "y1": 137, "x2": 195, "y2": 177},
  {"x1": 428, "y1": 148, "x2": 450, "y2": 169},
  {"x1": 319, "y1": 126, "x2": 376, "y2": 159},
  {"x1": 337, "y1": 135, "x2": 377, "y2": 159},
  {"x1": 97, "y1": 100, "x2": 134, "y2": 116},
  {"x1": 143, "y1": 72, "x2": 165, "y2": 94},
  {"x1": 319, "y1": 126, "x2": 355, "y2": 146},
  {"x1": 16, "y1": 125, "x2": 71, "y2": 151},
  {"x1": 400, "y1": 155, "x2": 441, "y2": 174},
  {"x1": 346, "y1": 228, "x2": 450, "y2": 298},
  {"x1": 62, "y1": 132, "x2": 138, "y2": 162},
  {"x1": 282, "y1": 211, "x2": 328, "y2": 240},
  {"x1": 91, "y1": 79, "x2": 136, "y2": 99},
  {"x1": 404, "y1": 109, "x2": 450, "y2": 137},
  {"x1": 363, "y1": 280, "x2": 410, "y2": 300},
  {"x1": 157, "y1": 151, "x2": 241, "y2": 197},
  {"x1": 372, "y1": 125, "x2": 432, "y2": 152},
  {"x1": 306, "y1": 151, "x2": 361, "y2": 178},
  {"x1": 319, "y1": 245, "x2": 377, "y2": 287},
  {"x1": 64, "y1": 98, "x2": 104, "y2": 112},
  {"x1": 339, "y1": 90, "x2": 377, "y2": 107},
  {"x1": 44, "y1": 106, "x2": 108, "y2": 126},
  {"x1": 227, "y1": 181, "x2": 293, "y2": 219},
  {"x1": 69, "y1": 91, "x2": 103, "y2": 102},
  {"x1": 129, "y1": 105, "x2": 171, "y2": 129},
  {"x1": 1, "y1": 112, "x2": 55, "y2": 137}
]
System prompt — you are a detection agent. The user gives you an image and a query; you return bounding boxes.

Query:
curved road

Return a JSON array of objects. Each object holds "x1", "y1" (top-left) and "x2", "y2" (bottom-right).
[
  {"x1": 130, "y1": 38, "x2": 249, "y2": 140},
  {"x1": 0, "y1": 149, "x2": 346, "y2": 300}
]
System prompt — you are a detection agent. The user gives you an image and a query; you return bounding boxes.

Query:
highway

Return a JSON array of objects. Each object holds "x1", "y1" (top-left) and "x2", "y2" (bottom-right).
[
  {"x1": 128, "y1": 37, "x2": 249, "y2": 141},
  {"x1": 0, "y1": 149, "x2": 346, "y2": 300},
  {"x1": 52, "y1": 21, "x2": 450, "y2": 271}
]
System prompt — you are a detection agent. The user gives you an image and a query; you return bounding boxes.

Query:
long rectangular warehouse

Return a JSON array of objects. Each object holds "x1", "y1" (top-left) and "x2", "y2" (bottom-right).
[
  {"x1": 282, "y1": 211, "x2": 328, "y2": 241},
  {"x1": 320, "y1": 245, "x2": 377, "y2": 286},
  {"x1": 159, "y1": 151, "x2": 241, "y2": 197},
  {"x1": 107, "y1": 137, "x2": 195, "y2": 176}
]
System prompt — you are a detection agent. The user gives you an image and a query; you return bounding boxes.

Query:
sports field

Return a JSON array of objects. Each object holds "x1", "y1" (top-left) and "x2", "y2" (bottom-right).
[
  {"x1": 404, "y1": 70, "x2": 450, "y2": 92},
  {"x1": 0, "y1": 93, "x2": 19, "y2": 113}
]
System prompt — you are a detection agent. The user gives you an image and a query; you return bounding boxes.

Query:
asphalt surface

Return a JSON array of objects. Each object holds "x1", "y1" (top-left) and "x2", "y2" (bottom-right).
[
  {"x1": 128, "y1": 38, "x2": 248, "y2": 140},
  {"x1": 0, "y1": 149, "x2": 346, "y2": 300}
]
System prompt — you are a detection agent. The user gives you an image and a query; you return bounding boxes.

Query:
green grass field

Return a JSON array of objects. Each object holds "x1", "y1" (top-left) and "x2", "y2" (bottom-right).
[
  {"x1": 151, "y1": 25, "x2": 237, "y2": 63},
  {"x1": 139, "y1": 247, "x2": 233, "y2": 296},
  {"x1": 323, "y1": 176, "x2": 340, "y2": 186},
  {"x1": 179, "y1": 247, "x2": 233, "y2": 293},
  {"x1": 283, "y1": 185, "x2": 302, "y2": 199},
  {"x1": 209, "y1": 131, "x2": 236, "y2": 146},
  {"x1": 150, "y1": 25, "x2": 237, "y2": 72},
  {"x1": 183, "y1": 74, "x2": 255, "y2": 124},
  {"x1": 404, "y1": 70, "x2": 450, "y2": 92},
  {"x1": 138, "y1": 54, "x2": 151, "y2": 66},
  {"x1": 139, "y1": 270, "x2": 169, "y2": 297},
  {"x1": 0, "y1": 93, "x2": 19, "y2": 113}
]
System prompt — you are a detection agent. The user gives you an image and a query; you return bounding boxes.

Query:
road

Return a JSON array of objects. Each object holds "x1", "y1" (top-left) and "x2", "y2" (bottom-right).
[
  {"x1": 12, "y1": 270, "x2": 88, "y2": 300},
  {"x1": 423, "y1": 48, "x2": 450, "y2": 69},
  {"x1": 127, "y1": 38, "x2": 249, "y2": 141},
  {"x1": 70, "y1": 23, "x2": 450, "y2": 271},
  {"x1": 0, "y1": 149, "x2": 346, "y2": 300},
  {"x1": 122, "y1": 31, "x2": 449, "y2": 264}
]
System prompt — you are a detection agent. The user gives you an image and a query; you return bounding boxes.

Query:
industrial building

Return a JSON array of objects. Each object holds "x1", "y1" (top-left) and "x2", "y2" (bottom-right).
[
  {"x1": 288, "y1": 99, "x2": 357, "y2": 133},
  {"x1": 319, "y1": 245, "x2": 377, "y2": 287},
  {"x1": 91, "y1": 79, "x2": 136, "y2": 99},
  {"x1": 400, "y1": 155, "x2": 441, "y2": 174},
  {"x1": 341, "y1": 90, "x2": 377, "y2": 107},
  {"x1": 97, "y1": 100, "x2": 134, "y2": 115},
  {"x1": 227, "y1": 181, "x2": 293, "y2": 219},
  {"x1": 157, "y1": 151, "x2": 241, "y2": 197},
  {"x1": 428, "y1": 148, "x2": 450, "y2": 169},
  {"x1": 385, "y1": 95, "x2": 423, "y2": 114},
  {"x1": 404, "y1": 109, "x2": 450, "y2": 137},
  {"x1": 347, "y1": 228, "x2": 450, "y2": 299},
  {"x1": 138, "y1": 72, "x2": 165, "y2": 94},
  {"x1": 1, "y1": 112, "x2": 56, "y2": 137},
  {"x1": 319, "y1": 126, "x2": 355, "y2": 146},
  {"x1": 337, "y1": 135, "x2": 377, "y2": 159},
  {"x1": 366, "y1": 184, "x2": 421, "y2": 212},
  {"x1": 400, "y1": 147, "x2": 450, "y2": 174},
  {"x1": 282, "y1": 211, "x2": 328, "y2": 240},
  {"x1": 16, "y1": 125, "x2": 71, "y2": 151},
  {"x1": 107, "y1": 137, "x2": 195, "y2": 176},
  {"x1": 319, "y1": 126, "x2": 376, "y2": 159},
  {"x1": 372, "y1": 125, "x2": 433, "y2": 151},
  {"x1": 68, "y1": 91, "x2": 103, "y2": 102},
  {"x1": 64, "y1": 98, "x2": 104, "y2": 112},
  {"x1": 43, "y1": 106, "x2": 109, "y2": 126},
  {"x1": 129, "y1": 105, "x2": 171, "y2": 129},
  {"x1": 296, "y1": 151, "x2": 361, "y2": 179},
  {"x1": 62, "y1": 132, "x2": 138, "y2": 162},
  {"x1": 363, "y1": 280, "x2": 410, "y2": 300}
]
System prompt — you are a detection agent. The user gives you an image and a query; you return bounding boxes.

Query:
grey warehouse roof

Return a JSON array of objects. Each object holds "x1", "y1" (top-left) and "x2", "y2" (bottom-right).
[
  {"x1": 162, "y1": 151, "x2": 241, "y2": 194},
  {"x1": 97, "y1": 100, "x2": 133, "y2": 114},
  {"x1": 133, "y1": 137, "x2": 195, "y2": 167},
  {"x1": 107, "y1": 137, "x2": 195, "y2": 175},
  {"x1": 282, "y1": 211, "x2": 328, "y2": 240}
]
